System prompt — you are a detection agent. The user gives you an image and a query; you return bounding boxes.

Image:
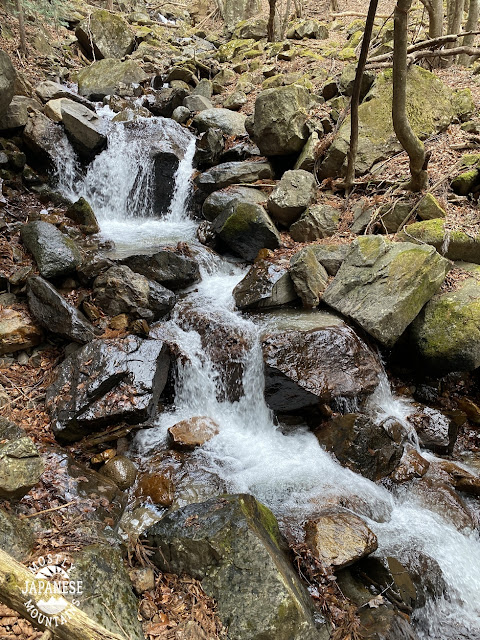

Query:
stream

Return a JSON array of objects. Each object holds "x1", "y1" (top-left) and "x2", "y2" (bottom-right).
[{"x1": 53, "y1": 110, "x2": 480, "y2": 640}]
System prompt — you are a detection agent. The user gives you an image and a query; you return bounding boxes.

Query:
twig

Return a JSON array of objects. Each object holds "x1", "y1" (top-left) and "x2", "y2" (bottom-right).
[
  {"x1": 331, "y1": 10, "x2": 391, "y2": 18},
  {"x1": 19, "y1": 501, "x2": 76, "y2": 519}
]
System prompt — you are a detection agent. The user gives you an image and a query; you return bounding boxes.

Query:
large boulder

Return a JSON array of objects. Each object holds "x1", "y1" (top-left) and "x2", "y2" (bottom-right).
[
  {"x1": 46, "y1": 336, "x2": 170, "y2": 443},
  {"x1": 253, "y1": 85, "x2": 310, "y2": 156},
  {"x1": 76, "y1": 59, "x2": 148, "y2": 100},
  {"x1": 93, "y1": 265, "x2": 175, "y2": 320},
  {"x1": 311, "y1": 243, "x2": 350, "y2": 275},
  {"x1": 315, "y1": 413, "x2": 404, "y2": 481},
  {"x1": 267, "y1": 170, "x2": 317, "y2": 226},
  {"x1": 0, "y1": 418, "x2": 44, "y2": 500},
  {"x1": 320, "y1": 66, "x2": 474, "y2": 178},
  {"x1": 290, "y1": 204, "x2": 341, "y2": 241},
  {"x1": 76, "y1": 10, "x2": 135, "y2": 59},
  {"x1": 409, "y1": 262, "x2": 480, "y2": 373},
  {"x1": 196, "y1": 160, "x2": 274, "y2": 193},
  {"x1": 233, "y1": 257, "x2": 297, "y2": 308},
  {"x1": 193, "y1": 108, "x2": 247, "y2": 136},
  {"x1": 21, "y1": 221, "x2": 82, "y2": 279},
  {"x1": 290, "y1": 246, "x2": 329, "y2": 308},
  {"x1": 323, "y1": 236, "x2": 449, "y2": 347},
  {"x1": 212, "y1": 202, "x2": 281, "y2": 262},
  {"x1": 0, "y1": 509, "x2": 34, "y2": 560},
  {"x1": 259, "y1": 309, "x2": 381, "y2": 412},
  {"x1": 146, "y1": 494, "x2": 328, "y2": 640},
  {"x1": 0, "y1": 305, "x2": 43, "y2": 355},
  {"x1": 23, "y1": 111, "x2": 66, "y2": 168},
  {"x1": 0, "y1": 50, "x2": 16, "y2": 117},
  {"x1": 0, "y1": 96, "x2": 42, "y2": 131},
  {"x1": 61, "y1": 102, "x2": 107, "y2": 159},
  {"x1": 27, "y1": 276, "x2": 97, "y2": 343},
  {"x1": 223, "y1": 0, "x2": 262, "y2": 30},
  {"x1": 202, "y1": 186, "x2": 266, "y2": 221},
  {"x1": 398, "y1": 218, "x2": 480, "y2": 263},
  {"x1": 121, "y1": 249, "x2": 200, "y2": 290}
]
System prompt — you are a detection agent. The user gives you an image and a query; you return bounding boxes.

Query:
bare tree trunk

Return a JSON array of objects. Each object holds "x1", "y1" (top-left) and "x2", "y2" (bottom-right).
[
  {"x1": 345, "y1": 0, "x2": 379, "y2": 187},
  {"x1": 446, "y1": 0, "x2": 464, "y2": 48},
  {"x1": 420, "y1": 0, "x2": 444, "y2": 37},
  {"x1": 280, "y1": 0, "x2": 292, "y2": 39},
  {"x1": 459, "y1": 0, "x2": 479, "y2": 63},
  {"x1": 15, "y1": 0, "x2": 26, "y2": 56},
  {"x1": 268, "y1": 0, "x2": 277, "y2": 41},
  {"x1": 393, "y1": 0, "x2": 428, "y2": 191},
  {"x1": 293, "y1": 0, "x2": 304, "y2": 18},
  {"x1": 107, "y1": 0, "x2": 114, "y2": 10}
]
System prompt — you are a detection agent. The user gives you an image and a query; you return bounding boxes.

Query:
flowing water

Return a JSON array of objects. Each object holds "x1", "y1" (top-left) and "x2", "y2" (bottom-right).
[{"x1": 54, "y1": 111, "x2": 480, "y2": 639}]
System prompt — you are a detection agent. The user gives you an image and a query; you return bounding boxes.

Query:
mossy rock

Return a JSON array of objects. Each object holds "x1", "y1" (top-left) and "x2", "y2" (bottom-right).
[
  {"x1": 217, "y1": 38, "x2": 256, "y2": 62},
  {"x1": 76, "y1": 59, "x2": 148, "y2": 100},
  {"x1": 337, "y1": 47, "x2": 357, "y2": 60},
  {"x1": 417, "y1": 193, "x2": 446, "y2": 220},
  {"x1": 76, "y1": 9, "x2": 135, "y2": 59},
  {"x1": 398, "y1": 219, "x2": 480, "y2": 263},
  {"x1": 451, "y1": 168, "x2": 480, "y2": 195},
  {"x1": 409, "y1": 262, "x2": 480, "y2": 372}
]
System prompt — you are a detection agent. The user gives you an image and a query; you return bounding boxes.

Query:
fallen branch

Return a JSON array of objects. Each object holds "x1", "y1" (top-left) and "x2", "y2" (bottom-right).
[
  {"x1": 331, "y1": 10, "x2": 391, "y2": 18},
  {"x1": 19, "y1": 501, "x2": 76, "y2": 519},
  {"x1": 367, "y1": 45, "x2": 480, "y2": 67},
  {"x1": 0, "y1": 548, "x2": 125, "y2": 640}
]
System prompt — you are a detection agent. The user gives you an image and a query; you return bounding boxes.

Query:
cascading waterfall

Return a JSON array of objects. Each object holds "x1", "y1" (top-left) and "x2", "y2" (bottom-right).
[{"x1": 52, "y1": 108, "x2": 480, "y2": 639}]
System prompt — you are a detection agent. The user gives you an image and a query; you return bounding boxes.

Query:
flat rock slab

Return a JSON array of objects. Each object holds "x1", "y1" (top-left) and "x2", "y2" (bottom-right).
[
  {"x1": 21, "y1": 221, "x2": 82, "y2": 279},
  {"x1": 121, "y1": 249, "x2": 200, "y2": 290},
  {"x1": 196, "y1": 160, "x2": 274, "y2": 193},
  {"x1": 193, "y1": 108, "x2": 247, "y2": 136},
  {"x1": 46, "y1": 336, "x2": 170, "y2": 443}
]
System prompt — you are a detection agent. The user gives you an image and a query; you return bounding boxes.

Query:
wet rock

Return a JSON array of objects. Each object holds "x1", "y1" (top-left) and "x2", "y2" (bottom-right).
[
  {"x1": 0, "y1": 509, "x2": 34, "y2": 560},
  {"x1": 234, "y1": 258, "x2": 296, "y2": 308},
  {"x1": 253, "y1": 85, "x2": 310, "y2": 156},
  {"x1": 400, "y1": 550, "x2": 446, "y2": 608},
  {"x1": 99, "y1": 455, "x2": 137, "y2": 490},
  {"x1": 77, "y1": 253, "x2": 115, "y2": 284},
  {"x1": 70, "y1": 544, "x2": 143, "y2": 640},
  {"x1": 389, "y1": 447, "x2": 430, "y2": 483},
  {"x1": 66, "y1": 197, "x2": 100, "y2": 234},
  {"x1": 146, "y1": 494, "x2": 327, "y2": 640},
  {"x1": 172, "y1": 105, "x2": 190, "y2": 124},
  {"x1": 315, "y1": 413, "x2": 403, "y2": 481},
  {"x1": 46, "y1": 336, "x2": 170, "y2": 443},
  {"x1": 358, "y1": 556, "x2": 417, "y2": 610},
  {"x1": 122, "y1": 249, "x2": 200, "y2": 290},
  {"x1": 289, "y1": 246, "x2": 329, "y2": 308},
  {"x1": 212, "y1": 201, "x2": 281, "y2": 262},
  {"x1": 260, "y1": 311, "x2": 381, "y2": 412},
  {"x1": 193, "y1": 108, "x2": 247, "y2": 136},
  {"x1": 0, "y1": 417, "x2": 44, "y2": 500},
  {"x1": 267, "y1": 170, "x2": 316, "y2": 227},
  {"x1": 35, "y1": 80, "x2": 92, "y2": 106},
  {"x1": 410, "y1": 476, "x2": 475, "y2": 531},
  {"x1": 305, "y1": 507, "x2": 378, "y2": 569},
  {"x1": 0, "y1": 96, "x2": 42, "y2": 131},
  {"x1": 93, "y1": 265, "x2": 175, "y2": 320},
  {"x1": 23, "y1": 111, "x2": 66, "y2": 168},
  {"x1": 76, "y1": 10, "x2": 135, "y2": 59},
  {"x1": 27, "y1": 276, "x2": 96, "y2": 343},
  {"x1": 289, "y1": 204, "x2": 340, "y2": 241},
  {"x1": 311, "y1": 243, "x2": 349, "y2": 275},
  {"x1": 194, "y1": 128, "x2": 224, "y2": 168},
  {"x1": 21, "y1": 221, "x2": 82, "y2": 279},
  {"x1": 202, "y1": 186, "x2": 266, "y2": 222},
  {"x1": 196, "y1": 160, "x2": 274, "y2": 194},
  {"x1": 409, "y1": 405, "x2": 456, "y2": 454},
  {"x1": 323, "y1": 236, "x2": 449, "y2": 348},
  {"x1": 431, "y1": 459, "x2": 480, "y2": 497},
  {"x1": 61, "y1": 102, "x2": 107, "y2": 159},
  {"x1": 129, "y1": 567, "x2": 155, "y2": 595},
  {"x1": 168, "y1": 416, "x2": 219, "y2": 450},
  {"x1": 76, "y1": 59, "x2": 148, "y2": 100},
  {"x1": 136, "y1": 472, "x2": 175, "y2": 506},
  {"x1": 0, "y1": 305, "x2": 43, "y2": 355},
  {"x1": 146, "y1": 88, "x2": 189, "y2": 118},
  {"x1": 0, "y1": 50, "x2": 16, "y2": 117}
]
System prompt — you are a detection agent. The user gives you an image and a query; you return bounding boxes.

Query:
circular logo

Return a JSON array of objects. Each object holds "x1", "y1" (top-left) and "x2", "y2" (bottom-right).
[{"x1": 21, "y1": 554, "x2": 84, "y2": 626}]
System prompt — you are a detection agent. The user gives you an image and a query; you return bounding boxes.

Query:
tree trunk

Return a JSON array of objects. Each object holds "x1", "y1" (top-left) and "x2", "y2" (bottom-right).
[
  {"x1": 459, "y1": 0, "x2": 479, "y2": 63},
  {"x1": 345, "y1": 0, "x2": 379, "y2": 187},
  {"x1": 420, "y1": 0, "x2": 444, "y2": 38},
  {"x1": 393, "y1": 0, "x2": 428, "y2": 191},
  {"x1": 107, "y1": 0, "x2": 114, "y2": 10},
  {"x1": 446, "y1": 0, "x2": 464, "y2": 50},
  {"x1": 0, "y1": 549, "x2": 125, "y2": 640},
  {"x1": 15, "y1": 0, "x2": 26, "y2": 56},
  {"x1": 267, "y1": 0, "x2": 277, "y2": 41}
]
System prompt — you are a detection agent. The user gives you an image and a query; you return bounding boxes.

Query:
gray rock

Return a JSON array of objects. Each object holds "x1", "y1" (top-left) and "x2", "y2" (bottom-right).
[
  {"x1": 287, "y1": 19, "x2": 329, "y2": 39},
  {"x1": 66, "y1": 197, "x2": 100, "y2": 234},
  {"x1": 172, "y1": 105, "x2": 190, "y2": 124},
  {"x1": 290, "y1": 246, "x2": 329, "y2": 308},
  {"x1": 27, "y1": 276, "x2": 97, "y2": 343},
  {"x1": 293, "y1": 131, "x2": 319, "y2": 172},
  {"x1": 70, "y1": 544, "x2": 143, "y2": 640},
  {"x1": 192, "y1": 78, "x2": 213, "y2": 99},
  {"x1": 311, "y1": 243, "x2": 349, "y2": 275},
  {"x1": 183, "y1": 94, "x2": 213, "y2": 112},
  {"x1": 93, "y1": 265, "x2": 175, "y2": 320},
  {"x1": 202, "y1": 186, "x2": 266, "y2": 221},
  {"x1": 323, "y1": 236, "x2": 449, "y2": 347},
  {"x1": 23, "y1": 111, "x2": 66, "y2": 168},
  {"x1": 0, "y1": 508, "x2": 34, "y2": 560},
  {"x1": 223, "y1": 0, "x2": 262, "y2": 30},
  {"x1": 0, "y1": 50, "x2": 16, "y2": 117},
  {"x1": 253, "y1": 85, "x2": 310, "y2": 156},
  {"x1": 267, "y1": 170, "x2": 316, "y2": 226},
  {"x1": 193, "y1": 108, "x2": 247, "y2": 136},
  {"x1": 233, "y1": 258, "x2": 297, "y2": 309},
  {"x1": 0, "y1": 96, "x2": 42, "y2": 131},
  {"x1": 0, "y1": 417, "x2": 44, "y2": 500},
  {"x1": 0, "y1": 304, "x2": 43, "y2": 355},
  {"x1": 76, "y1": 10, "x2": 135, "y2": 59},
  {"x1": 260, "y1": 310, "x2": 381, "y2": 412},
  {"x1": 290, "y1": 204, "x2": 340, "y2": 241},
  {"x1": 46, "y1": 335, "x2": 170, "y2": 442},
  {"x1": 212, "y1": 201, "x2": 281, "y2": 262},
  {"x1": 377, "y1": 201, "x2": 411, "y2": 234},
  {"x1": 121, "y1": 249, "x2": 200, "y2": 290},
  {"x1": 61, "y1": 102, "x2": 107, "y2": 159},
  {"x1": 36, "y1": 80, "x2": 94, "y2": 106},
  {"x1": 146, "y1": 494, "x2": 327, "y2": 640},
  {"x1": 146, "y1": 87, "x2": 189, "y2": 118},
  {"x1": 194, "y1": 128, "x2": 224, "y2": 168},
  {"x1": 196, "y1": 160, "x2": 274, "y2": 193},
  {"x1": 99, "y1": 455, "x2": 137, "y2": 490},
  {"x1": 338, "y1": 64, "x2": 375, "y2": 99},
  {"x1": 234, "y1": 17, "x2": 268, "y2": 39},
  {"x1": 224, "y1": 90, "x2": 247, "y2": 110},
  {"x1": 76, "y1": 59, "x2": 148, "y2": 100},
  {"x1": 21, "y1": 221, "x2": 82, "y2": 279}
]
